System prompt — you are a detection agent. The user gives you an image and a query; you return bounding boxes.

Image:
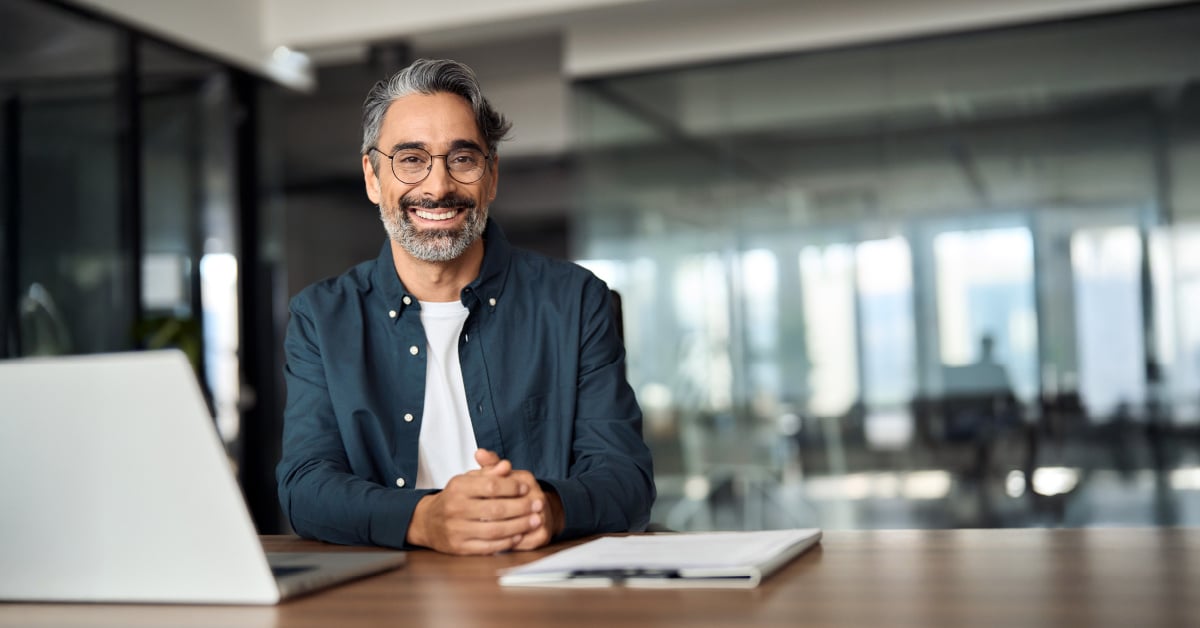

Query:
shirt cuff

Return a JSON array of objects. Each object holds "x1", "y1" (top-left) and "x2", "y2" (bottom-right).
[
  {"x1": 367, "y1": 488, "x2": 438, "y2": 549},
  {"x1": 538, "y1": 477, "x2": 593, "y2": 540}
]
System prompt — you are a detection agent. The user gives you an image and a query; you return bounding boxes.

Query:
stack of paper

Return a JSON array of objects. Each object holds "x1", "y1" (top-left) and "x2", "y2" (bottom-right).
[{"x1": 499, "y1": 528, "x2": 822, "y2": 588}]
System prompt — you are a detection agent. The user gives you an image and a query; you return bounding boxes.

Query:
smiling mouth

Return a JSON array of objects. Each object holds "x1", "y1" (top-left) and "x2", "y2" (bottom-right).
[{"x1": 411, "y1": 207, "x2": 463, "y2": 221}]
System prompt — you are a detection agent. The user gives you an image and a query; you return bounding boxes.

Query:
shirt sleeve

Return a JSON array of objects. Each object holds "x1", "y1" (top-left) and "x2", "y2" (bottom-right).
[
  {"x1": 275, "y1": 295, "x2": 432, "y2": 549},
  {"x1": 538, "y1": 276, "x2": 657, "y2": 539}
]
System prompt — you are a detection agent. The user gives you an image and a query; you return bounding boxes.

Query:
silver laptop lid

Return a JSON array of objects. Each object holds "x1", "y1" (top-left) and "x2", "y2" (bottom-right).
[{"x1": 0, "y1": 351, "x2": 281, "y2": 604}]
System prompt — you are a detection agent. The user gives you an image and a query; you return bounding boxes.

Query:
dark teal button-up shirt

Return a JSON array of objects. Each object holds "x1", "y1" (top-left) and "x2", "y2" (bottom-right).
[{"x1": 276, "y1": 219, "x2": 655, "y2": 549}]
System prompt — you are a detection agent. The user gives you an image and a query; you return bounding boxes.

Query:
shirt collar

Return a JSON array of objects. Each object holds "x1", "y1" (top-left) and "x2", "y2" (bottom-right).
[{"x1": 371, "y1": 217, "x2": 512, "y2": 316}]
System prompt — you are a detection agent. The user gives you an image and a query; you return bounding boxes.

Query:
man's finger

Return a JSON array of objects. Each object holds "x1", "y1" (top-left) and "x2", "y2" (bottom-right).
[
  {"x1": 513, "y1": 529, "x2": 551, "y2": 551},
  {"x1": 445, "y1": 535, "x2": 523, "y2": 556},
  {"x1": 444, "y1": 473, "x2": 528, "y2": 500},
  {"x1": 475, "y1": 448, "x2": 501, "y2": 468},
  {"x1": 454, "y1": 495, "x2": 540, "y2": 523},
  {"x1": 451, "y1": 514, "x2": 541, "y2": 542},
  {"x1": 480, "y1": 459, "x2": 513, "y2": 477}
]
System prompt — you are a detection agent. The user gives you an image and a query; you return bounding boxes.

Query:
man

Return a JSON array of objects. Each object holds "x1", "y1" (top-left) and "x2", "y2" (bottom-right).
[{"x1": 276, "y1": 58, "x2": 655, "y2": 555}]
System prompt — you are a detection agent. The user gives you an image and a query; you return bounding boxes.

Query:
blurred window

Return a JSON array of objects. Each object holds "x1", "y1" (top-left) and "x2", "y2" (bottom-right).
[{"x1": 1072, "y1": 227, "x2": 1145, "y2": 418}]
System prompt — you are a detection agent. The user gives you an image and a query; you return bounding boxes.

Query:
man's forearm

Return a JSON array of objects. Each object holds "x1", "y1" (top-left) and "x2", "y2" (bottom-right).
[
  {"x1": 540, "y1": 461, "x2": 655, "y2": 539},
  {"x1": 279, "y1": 462, "x2": 431, "y2": 549}
]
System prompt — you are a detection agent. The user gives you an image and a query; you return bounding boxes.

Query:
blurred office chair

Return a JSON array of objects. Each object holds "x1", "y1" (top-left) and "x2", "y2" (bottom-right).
[
  {"x1": 18, "y1": 283, "x2": 72, "y2": 356},
  {"x1": 917, "y1": 344, "x2": 1023, "y2": 483}
]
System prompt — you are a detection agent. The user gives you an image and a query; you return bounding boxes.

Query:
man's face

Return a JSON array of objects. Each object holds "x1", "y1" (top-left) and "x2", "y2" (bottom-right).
[{"x1": 363, "y1": 92, "x2": 499, "y2": 263}]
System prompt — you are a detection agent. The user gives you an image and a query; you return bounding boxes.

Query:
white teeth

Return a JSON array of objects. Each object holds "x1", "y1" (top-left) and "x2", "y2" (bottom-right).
[{"x1": 415, "y1": 209, "x2": 457, "y2": 221}]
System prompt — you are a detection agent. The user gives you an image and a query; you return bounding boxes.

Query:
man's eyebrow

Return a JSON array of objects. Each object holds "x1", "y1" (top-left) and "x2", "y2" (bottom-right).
[
  {"x1": 389, "y1": 141, "x2": 427, "y2": 152},
  {"x1": 450, "y1": 139, "x2": 486, "y2": 153},
  {"x1": 388, "y1": 140, "x2": 485, "y2": 153}
]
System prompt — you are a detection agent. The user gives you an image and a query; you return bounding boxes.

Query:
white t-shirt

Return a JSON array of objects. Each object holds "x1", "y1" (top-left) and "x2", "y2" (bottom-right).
[{"x1": 414, "y1": 300, "x2": 479, "y2": 489}]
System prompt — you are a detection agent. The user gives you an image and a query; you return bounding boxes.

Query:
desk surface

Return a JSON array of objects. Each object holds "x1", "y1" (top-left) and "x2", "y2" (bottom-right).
[{"x1": 2, "y1": 528, "x2": 1197, "y2": 627}]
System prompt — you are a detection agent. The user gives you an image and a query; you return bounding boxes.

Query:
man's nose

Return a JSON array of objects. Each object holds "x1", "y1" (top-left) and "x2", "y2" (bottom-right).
[{"x1": 419, "y1": 156, "x2": 457, "y2": 197}]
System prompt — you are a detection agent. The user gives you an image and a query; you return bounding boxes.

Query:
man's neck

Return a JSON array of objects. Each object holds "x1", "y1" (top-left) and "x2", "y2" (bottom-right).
[{"x1": 390, "y1": 238, "x2": 485, "y2": 303}]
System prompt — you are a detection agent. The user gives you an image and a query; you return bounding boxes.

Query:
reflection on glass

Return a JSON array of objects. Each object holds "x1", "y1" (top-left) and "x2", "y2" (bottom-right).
[
  {"x1": 1072, "y1": 227, "x2": 1145, "y2": 419},
  {"x1": 578, "y1": 256, "x2": 675, "y2": 436},
  {"x1": 857, "y1": 237, "x2": 917, "y2": 450},
  {"x1": 799, "y1": 244, "x2": 857, "y2": 417},
  {"x1": 11, "y1": 4, "x2": 126, "y2": 356},
  {"x1": 934, "y1": 227, "x2": 1037, "y2": 401},
  {"x1": 572, "y1": 4, "x2": 1200, "y2": 531},
  {"x1": 674, "y1": 254, "x2": 732, "y2": 413},
  {"x1": 200, "y1": 253, "x2": 240, "y2": 444},
  {"x1": 138, "y1": 39, "x2": 242, "y2": 454},
  {"x1": 1150, "y1": 226, "x2": 1200, "y2": 418},
  {"x1": 741, "y1": 249, "x2": 780, "y2": 414},
  {"x1": 17, "y1": 283, "x2": 71, "y2": 355},
  {"x1": 857, "y1": 237, "x2": 916, "y2": 407}
]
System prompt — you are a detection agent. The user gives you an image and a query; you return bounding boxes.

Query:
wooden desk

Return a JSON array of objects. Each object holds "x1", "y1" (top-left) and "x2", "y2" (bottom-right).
[{"x1": 2, "y1": 528, "x2": 1197, "y2": 627}]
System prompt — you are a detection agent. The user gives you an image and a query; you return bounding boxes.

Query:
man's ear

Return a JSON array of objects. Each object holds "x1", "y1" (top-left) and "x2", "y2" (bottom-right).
[{"x1": 363, "y1": 153, "x2": 382, "y2": 204}]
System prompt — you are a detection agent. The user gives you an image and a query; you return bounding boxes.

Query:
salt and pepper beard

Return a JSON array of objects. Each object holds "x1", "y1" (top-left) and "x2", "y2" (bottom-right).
[{"x1": 380, "y1": 193, "x2": 488, "y2": 263}]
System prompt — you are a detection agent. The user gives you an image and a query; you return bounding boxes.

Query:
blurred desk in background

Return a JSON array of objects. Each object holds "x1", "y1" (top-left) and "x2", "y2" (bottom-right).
[{"x1": 1, "y1": 529, "x2": 1196, "y2": 627}]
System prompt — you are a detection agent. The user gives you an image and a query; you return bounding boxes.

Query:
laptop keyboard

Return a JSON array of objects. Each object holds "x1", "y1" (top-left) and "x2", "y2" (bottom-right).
[{"x1": 271, "y1": 565, "x2": 317, "y2": 578}]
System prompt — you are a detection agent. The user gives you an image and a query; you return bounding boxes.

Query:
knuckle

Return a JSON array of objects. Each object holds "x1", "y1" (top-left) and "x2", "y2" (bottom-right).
[{"x1": 440, "y1": 499, "x2": 464, "y2": 517}]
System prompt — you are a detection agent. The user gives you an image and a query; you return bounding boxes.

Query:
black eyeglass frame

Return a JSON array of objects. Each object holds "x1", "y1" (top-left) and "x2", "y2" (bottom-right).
[{"x1": 368, "y1": 146, "x2": 493, "y2": 185}]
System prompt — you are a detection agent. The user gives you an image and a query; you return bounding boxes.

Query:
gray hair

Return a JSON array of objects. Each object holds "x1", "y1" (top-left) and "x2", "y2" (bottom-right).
[{"x1": 361, "y1": 58, "x2": 511, "y2": 172}]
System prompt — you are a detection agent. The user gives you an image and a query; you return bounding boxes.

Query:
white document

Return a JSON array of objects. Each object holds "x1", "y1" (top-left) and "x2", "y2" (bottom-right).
[{"x1": 499, "y1": 528, "x2": 822, "y2": 588}]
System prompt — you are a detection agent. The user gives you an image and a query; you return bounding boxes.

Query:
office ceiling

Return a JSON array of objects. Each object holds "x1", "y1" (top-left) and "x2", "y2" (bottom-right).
[{"x1": 61, "y1": 0, "x2": 1187, "y2": 85}]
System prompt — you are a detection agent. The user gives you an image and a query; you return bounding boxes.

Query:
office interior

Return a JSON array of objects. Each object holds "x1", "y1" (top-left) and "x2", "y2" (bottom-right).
[{"x1": 2, "y1": 0, "x2": 1199, "y2": 536}]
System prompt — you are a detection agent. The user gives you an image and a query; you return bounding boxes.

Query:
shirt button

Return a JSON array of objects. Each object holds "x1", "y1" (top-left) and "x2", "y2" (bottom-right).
[
  {"x1": 409, "y1": 345, "x2": 419, "y2": 355},
  {"x1": 404, "y1": 413, "x2": 414, "y2": 422},
  {"x1": 388, "y1": 310, "x2": 397, "y2": 318},
  {"x1": 488, "y1": 297, "x2": 497, "y2": 307},
  {"x1": 395, "y1": 477, "x2": 406, "y2": 488},
  {"x1": 402, "y1": 296, "x2": 412, "y2": 305}
]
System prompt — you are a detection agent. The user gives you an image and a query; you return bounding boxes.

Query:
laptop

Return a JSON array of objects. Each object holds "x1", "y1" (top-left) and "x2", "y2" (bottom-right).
[{"x1": 0, "y1": 350, "x2": 406, "y2": 605}]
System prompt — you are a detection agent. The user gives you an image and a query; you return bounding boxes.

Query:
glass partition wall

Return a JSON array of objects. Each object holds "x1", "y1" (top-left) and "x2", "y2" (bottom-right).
[
  {"x1": 573, "y1": 4, "x2": 1200, "y2": 530},
  {"x1": 2, "y1": 0, "x2": 127, "y2": 358},
  {"x1": 0, "y1": 0, "x2": 283, "y2": 532},
  {"x1": 1, "y1": 1, "x2": 241, "y2": 393}
]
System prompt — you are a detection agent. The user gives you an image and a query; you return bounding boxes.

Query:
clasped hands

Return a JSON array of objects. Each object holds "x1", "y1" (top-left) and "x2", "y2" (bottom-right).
[{"x1": 406, "y1": 449, "x2": 564, "y2": 555}]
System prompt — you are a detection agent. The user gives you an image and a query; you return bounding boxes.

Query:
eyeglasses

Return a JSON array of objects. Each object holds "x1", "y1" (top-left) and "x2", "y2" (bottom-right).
[{"x1": 369, "y1": 146, "x2": 492, "y2": 185}]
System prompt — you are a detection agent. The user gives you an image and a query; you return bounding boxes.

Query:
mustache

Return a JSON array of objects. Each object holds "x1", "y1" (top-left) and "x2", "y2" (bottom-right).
[{"x1": 399, "y1": 193, "x2": 477, "y2": 210}]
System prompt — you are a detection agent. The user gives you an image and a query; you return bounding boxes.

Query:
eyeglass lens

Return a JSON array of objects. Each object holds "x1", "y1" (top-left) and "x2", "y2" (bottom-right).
[{"x1": 391, "y1": 147, "x2": 487, "y2": 184}]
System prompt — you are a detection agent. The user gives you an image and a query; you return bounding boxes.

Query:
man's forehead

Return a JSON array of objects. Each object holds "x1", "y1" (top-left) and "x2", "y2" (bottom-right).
[{"x1": 381, "y1": 92, "x2": 483, "y2": 140}]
